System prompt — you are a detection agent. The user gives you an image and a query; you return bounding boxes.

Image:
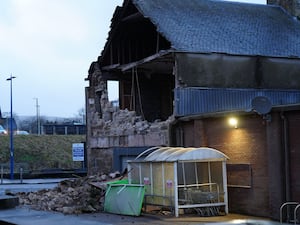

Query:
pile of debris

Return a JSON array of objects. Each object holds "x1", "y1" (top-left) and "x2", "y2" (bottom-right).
[
  {"x1": 17, "y1": 172, "x2": 123, "y2": 215},
  {"x1": 91, "y1": 108, "x2": 174, "y2": 137}
]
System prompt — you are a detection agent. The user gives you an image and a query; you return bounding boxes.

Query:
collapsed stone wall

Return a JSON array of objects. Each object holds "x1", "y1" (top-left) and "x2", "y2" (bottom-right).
[
  {"x1": 86, "y1": 69, "x2": 174, "y2": 174},
  {"x1": 87, "y1": 105, "x2": 173, "y2": 173},
  {"x1": 86, "y1": 62, "x2": 175, "y2": 174},
  {"x1": 90, "y1": 107, "x2": 172, "y2": 144}
]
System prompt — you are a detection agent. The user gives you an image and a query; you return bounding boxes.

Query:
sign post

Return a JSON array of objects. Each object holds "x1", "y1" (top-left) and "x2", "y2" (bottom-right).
[{"x1": 72, "y1": 143, "x2": 84, "y2": 162}]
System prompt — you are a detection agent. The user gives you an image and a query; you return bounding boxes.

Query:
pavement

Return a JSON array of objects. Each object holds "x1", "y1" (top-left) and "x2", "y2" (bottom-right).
[
  {"x1": 0, "y1": 178, "x2": 64, "y2": 195},
  {"x1": 0, "y1": 206, "x2": 275, "y2": 225},
  {"x1": 0, "y1": 178, "x2": 276, "y2": 225}
]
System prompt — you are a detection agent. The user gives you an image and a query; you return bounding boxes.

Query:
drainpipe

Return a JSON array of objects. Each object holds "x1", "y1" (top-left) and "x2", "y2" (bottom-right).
[{"x1": 281, "y1": 112, "x2": 291, "y2": 202}]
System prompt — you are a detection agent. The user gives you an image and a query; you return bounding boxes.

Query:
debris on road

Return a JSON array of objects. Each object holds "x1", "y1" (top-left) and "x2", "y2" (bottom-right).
[{"x1": 17, "y1": 172, "x2": 124, "y2": 215}]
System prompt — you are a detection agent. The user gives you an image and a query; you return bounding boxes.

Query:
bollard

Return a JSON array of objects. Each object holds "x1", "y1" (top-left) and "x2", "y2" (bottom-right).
[{"x1": 20, "y1": 167, "x2": 23, "y2": 184}]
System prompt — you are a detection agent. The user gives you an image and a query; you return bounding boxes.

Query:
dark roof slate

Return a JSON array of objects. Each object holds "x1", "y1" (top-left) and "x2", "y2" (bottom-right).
[{"x1": 132, "y1": 0, "x2": 300, "y2": 58}]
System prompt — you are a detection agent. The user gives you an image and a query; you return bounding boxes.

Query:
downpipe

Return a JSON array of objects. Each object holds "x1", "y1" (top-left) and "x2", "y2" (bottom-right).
[
  {"x1": 281, "y1": 112, "x2": 290, "y2": 202},
  {"x1": 281, "y1": 112, "x2": 292, "y2": 221}
]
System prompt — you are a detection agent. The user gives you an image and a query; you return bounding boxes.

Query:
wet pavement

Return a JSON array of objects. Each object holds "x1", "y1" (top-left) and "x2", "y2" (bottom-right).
[
  {"x1": 0, "y1": 178, "x2": 273, "y2": 225},
  {"x1": 0, "y1": 206, "x2": 273, "y2": 225},
  {"x1": 0, "y1": 178, "x2": 62, "y2": 195}
]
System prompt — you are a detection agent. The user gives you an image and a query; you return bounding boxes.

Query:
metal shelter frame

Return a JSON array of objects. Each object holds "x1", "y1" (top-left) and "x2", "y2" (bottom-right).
[{"x1": 127, "y1": 146, "x2": 229, "y2": 217}]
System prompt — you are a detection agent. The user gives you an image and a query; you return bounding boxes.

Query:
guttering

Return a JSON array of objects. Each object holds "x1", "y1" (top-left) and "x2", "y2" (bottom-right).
[
  {"x1": 175, "y1": 103, "x2": 300, "y2": 122},
  {"x1": 176, "y1": 110, "x2": 253, "y2": 122}
]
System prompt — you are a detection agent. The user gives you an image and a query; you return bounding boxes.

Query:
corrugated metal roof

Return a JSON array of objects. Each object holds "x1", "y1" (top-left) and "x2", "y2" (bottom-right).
[
  {"x1": 175, "y1": 87, "x2": 300, "y2": 116},
  {"x1": 132, "y1": 0, "x2": 300, "y2": 58},
  {"x1": 135, "y1": 146, "x2": 228, "y2": 162}
]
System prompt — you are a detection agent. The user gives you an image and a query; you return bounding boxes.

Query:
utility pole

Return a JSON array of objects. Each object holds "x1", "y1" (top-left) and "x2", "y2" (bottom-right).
[
  {"x1": 33, "y1": 98, "x2": 40, "y2": 135},
  {"x1": 6, "y1": 74, "x2": 16, "y2": 180}
]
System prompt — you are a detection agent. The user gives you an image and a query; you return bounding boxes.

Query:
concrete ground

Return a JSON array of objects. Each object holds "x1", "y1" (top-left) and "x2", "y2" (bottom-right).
[
  {"x1": 0, "y1": 178, "x2": 277, "y2": 225},
  {"x1": 0, "y1": 206, "x2": 275, "y2": 225}
]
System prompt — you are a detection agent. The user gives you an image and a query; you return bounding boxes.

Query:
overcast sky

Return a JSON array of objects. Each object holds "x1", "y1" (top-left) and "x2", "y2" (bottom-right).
[{"x1": 0, "y1": 0, "x2": 265, "y2": 118}]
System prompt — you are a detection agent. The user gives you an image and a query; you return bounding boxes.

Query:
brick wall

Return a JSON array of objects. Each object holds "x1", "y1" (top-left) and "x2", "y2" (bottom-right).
[
  {"x1": 182, "y1": 114, "x2": 278, "y2": 218},
  {"x1": 178, "y1": 110, "x2": 300, "y2": 219}
]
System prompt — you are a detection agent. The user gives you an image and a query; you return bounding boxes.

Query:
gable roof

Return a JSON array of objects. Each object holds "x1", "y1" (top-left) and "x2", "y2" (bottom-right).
[{"x1": 132, "y1": 0, "x2": 300, "y2": 58}]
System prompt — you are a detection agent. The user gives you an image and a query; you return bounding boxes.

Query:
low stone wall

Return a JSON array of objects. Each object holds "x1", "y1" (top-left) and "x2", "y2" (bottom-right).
[
  {"x1": 87, "y1": 108, "x2": 173, "y2": 174},
  {"x1": 88, "y1": 148, "x2": 113, "y2": 174},
  {"x1": 89, "y1": 131, "x2": 169, "y2": 149}
]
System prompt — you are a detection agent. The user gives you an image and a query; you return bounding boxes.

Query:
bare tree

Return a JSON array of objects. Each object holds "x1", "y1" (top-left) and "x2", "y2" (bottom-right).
[{"x1": 77, "y1": 107, "x2": 86, "y2": 124}]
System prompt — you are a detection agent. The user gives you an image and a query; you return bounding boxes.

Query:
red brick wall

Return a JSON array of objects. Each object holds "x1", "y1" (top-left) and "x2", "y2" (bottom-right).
[
  {"x1": 181, "y1": 111, "x2": 300, "y2": 219},
  {"x1": 183, "y1": 114, "x2": 271, "y2": 217}
]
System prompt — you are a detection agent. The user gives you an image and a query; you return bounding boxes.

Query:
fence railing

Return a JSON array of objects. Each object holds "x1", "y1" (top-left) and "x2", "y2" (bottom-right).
[{"x1": 0, "y1": 163, "x2": 29, "y2": 184}]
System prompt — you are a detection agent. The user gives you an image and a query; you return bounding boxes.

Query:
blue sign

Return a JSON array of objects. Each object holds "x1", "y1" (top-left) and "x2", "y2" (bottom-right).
[{"x1": 72, "y1": 143, "x2": 84, "y2": 161}]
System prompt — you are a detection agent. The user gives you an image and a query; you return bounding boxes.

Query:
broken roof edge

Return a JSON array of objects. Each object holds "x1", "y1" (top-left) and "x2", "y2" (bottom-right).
[
  {"x1": 131, "y1": 146, "x2": 229, "y2": 162},
  {"x1": 99, "y1": 0, "x2": 131, "y2": 64},
  {"x1": 101, "y1": 50, "x2": 300, "y2": 74},
  {"x1": 173, "y1": 50, "x2": 300, "y2": 60},
  {"x1": 100, "y1": 50, "x2": 174, "y2": 72}
]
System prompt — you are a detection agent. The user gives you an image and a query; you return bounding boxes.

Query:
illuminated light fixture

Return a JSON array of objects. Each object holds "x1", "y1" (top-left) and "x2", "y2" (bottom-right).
[{"x1": 228, "y1": 117, "x2": 238, "y2": 129}]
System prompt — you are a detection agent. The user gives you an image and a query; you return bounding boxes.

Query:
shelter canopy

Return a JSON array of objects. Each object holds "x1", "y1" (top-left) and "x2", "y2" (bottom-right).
[{"x1": 135, "y1": 146, "x2": 229, "y2": 162}]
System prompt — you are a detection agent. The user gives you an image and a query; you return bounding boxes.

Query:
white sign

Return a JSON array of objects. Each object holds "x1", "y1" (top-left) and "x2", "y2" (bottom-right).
[{"x1": 72, "y1": 143, "x2": 84, "y2": 161}]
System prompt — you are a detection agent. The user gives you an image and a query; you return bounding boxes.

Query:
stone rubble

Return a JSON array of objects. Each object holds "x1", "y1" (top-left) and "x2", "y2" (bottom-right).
[
  {"x1": 91, "y1": 107, "x2": 174, "y2": 137},
  {"x1": 17, "y1": 172, "x2": 123, "y2": 215}
]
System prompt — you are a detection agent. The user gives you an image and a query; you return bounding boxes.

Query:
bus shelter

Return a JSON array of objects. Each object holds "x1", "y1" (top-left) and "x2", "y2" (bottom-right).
[{"x1": 127, "y1": 147, "x2": 229, "y2": 217}]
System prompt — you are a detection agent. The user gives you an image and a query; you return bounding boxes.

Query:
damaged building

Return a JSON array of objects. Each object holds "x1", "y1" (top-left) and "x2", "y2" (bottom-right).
[{"x1": 85, "y1": 0, "x2": 300, "y2": 219}]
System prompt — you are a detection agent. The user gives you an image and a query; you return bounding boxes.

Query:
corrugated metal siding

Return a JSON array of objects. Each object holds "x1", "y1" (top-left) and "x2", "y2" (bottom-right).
[{"x1": 174, "y1": 88, "x2": 300, "y2": 116}]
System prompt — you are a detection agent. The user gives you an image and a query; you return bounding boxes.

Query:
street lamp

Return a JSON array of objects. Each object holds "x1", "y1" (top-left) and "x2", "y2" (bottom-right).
[{"x1": 6, "y1": 74, "x2": 16, "y2": 180}]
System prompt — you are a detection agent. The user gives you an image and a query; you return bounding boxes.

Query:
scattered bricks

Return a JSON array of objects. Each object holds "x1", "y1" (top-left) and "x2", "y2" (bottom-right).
[{"x1": 17, "y1": 172, "x2": 123, "y2": 215}]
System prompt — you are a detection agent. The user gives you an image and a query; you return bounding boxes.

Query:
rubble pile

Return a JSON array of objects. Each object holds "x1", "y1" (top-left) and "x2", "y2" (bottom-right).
[
  {"x1": 93, "y1": 108, "x2": 174, "y2": 136},
  {"x1": 17, "y1": 172, "x2": 122, "y2": 214}
]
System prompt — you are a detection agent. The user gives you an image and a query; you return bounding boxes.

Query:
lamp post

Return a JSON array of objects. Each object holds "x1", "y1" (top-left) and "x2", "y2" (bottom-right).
[{"x1": 6, "y1": 75, "x2": 16, "y2": 180}]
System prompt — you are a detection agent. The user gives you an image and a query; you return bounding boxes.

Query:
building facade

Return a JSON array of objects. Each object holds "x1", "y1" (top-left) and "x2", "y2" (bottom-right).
[{"x1": 85, "y1": 0, "x2": 300, "y2": 219}]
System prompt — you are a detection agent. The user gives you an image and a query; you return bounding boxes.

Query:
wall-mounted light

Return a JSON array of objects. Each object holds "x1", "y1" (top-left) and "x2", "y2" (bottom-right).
[{"x1": 228, "y1": 117, "x2": 238, "y2": 129}]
